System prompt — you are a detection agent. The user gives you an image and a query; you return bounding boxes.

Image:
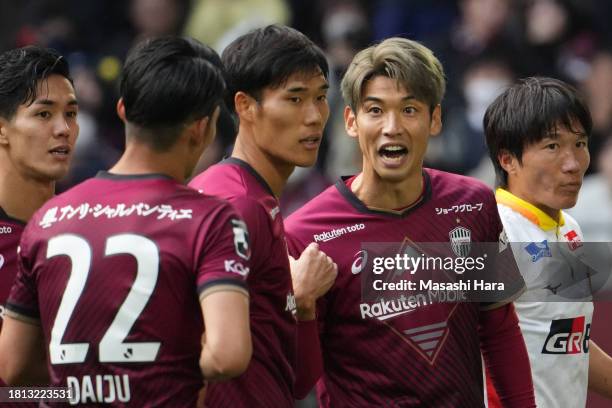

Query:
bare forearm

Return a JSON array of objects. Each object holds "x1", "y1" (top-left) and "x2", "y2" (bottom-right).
[{"x1": 589, "y1": 340, "x2": 612, "y2": 399}]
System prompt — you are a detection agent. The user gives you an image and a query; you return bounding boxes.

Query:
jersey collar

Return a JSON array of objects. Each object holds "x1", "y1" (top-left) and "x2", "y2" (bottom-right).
[
  {"x1": 335, "y1": 170, "x2": 432, "y2": 218},
  {"x1": 495, "y1": 188, "x2": 564, "y2": 231}
]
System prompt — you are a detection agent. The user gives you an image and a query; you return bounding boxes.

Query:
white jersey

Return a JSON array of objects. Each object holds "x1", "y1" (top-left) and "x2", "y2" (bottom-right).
[{"x1": 496, "y1": 188, "x2": 593, "y2": 408}]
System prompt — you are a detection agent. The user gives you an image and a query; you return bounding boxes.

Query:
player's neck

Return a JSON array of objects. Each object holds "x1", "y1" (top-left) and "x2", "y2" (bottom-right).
[
  {"x1": 505, "y1": 182, "x2": 562, "y2": 223},
  {"x1": 232, "y1": 132, "x2": 294, "y2": 197},
  {"x1": 0, "y1": 167, "x2": 55, "y2": 222},
  {"x1": 109, "y1": 142, "x2": 186, "y2": 183},
  {"x1": 352, "y1": 169, "x2": 423, "y2": 210}
]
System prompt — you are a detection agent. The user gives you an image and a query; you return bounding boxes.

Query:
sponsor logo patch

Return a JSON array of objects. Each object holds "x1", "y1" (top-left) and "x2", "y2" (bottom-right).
[
  {"x1": 564, "y1": 230, "x2": 583, "y2": 251},
  {"x1": 224, "y1": 259, "x2": 249, "y2": 276},
  {"x1": 524, "y1": 240, "x2": 552, "y2": 262},
  {"x1": 542, "y1": 317, "x2": 590, "y2": 354},
  {"x1": 313, "y1": 223, "x2": 365, "y2": 243}
]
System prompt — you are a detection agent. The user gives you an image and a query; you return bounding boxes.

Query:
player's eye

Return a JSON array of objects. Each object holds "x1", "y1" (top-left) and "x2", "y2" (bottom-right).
[
  {"x1": 288, "y1": 96, "x2": 301, "y2": 103},
  {"x1": 367, "y1": 106, "x2": 382, "y2": 115},
  {"x1": 545, "y1": 143, "x2": 559, "y2": 151},
  {"x1": 576, "y1": 140, "x2": 588, "y2": 148},
  {"x1": 317, "y1": 94, "x2": 327, "y2": 102},
  {"x1": 66, "y1": 111, "x2": 78, "y2": 119},
  {"x1": 37, "y1": 111, "x2": 51, "y2": 119},
  {"x1": 404, "y1": 106, "x2": 417, "y2": 115}
]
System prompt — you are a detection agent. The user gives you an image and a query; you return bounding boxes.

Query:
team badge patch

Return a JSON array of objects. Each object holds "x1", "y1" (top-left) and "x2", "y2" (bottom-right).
[
  {"x1": 231, "y1": 219, "x2": 250, "y2": 260},
  {"x1": 449, "y1": 226, "x2": 471, "y2": 257},
  {"x1": 524, "y1": 240, "x2": 551, "y2": 262}
]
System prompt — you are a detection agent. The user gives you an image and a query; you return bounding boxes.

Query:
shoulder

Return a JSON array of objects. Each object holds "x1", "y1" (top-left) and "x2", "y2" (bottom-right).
[
  {"x1": 426, "y1": 168, "x2": 495, "y2": 200},
  {"x1": 561, "y1": 211, "x2": 582, "y2": 234},
  {"x1": 189, "y1": 162, "x2": 248, "y2": 199},
  {"x1": 285, "y1": 183, "x2": 345, "y2": 232}
]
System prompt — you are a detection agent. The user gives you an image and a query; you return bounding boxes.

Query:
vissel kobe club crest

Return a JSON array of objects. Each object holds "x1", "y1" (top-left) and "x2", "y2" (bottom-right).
[{"x1": 449, "y1": 226, "x2": 471, "y2": 257}]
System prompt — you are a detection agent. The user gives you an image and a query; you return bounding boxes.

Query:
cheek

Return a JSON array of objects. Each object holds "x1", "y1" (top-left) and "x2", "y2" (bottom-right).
[{"x1": 530, "y1": 167, "x2": 556, "y2": 191}]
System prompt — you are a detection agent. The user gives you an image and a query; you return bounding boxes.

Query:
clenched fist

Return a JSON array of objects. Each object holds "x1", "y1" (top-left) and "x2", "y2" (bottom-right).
[{"x1": 289, "y1": 242, "x2": 338, "y2": 321}]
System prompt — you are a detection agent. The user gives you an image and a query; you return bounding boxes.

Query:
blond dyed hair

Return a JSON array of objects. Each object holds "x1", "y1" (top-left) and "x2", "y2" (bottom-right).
[{"x1": 340, "y1": 37, "x2": 445, "y2": 112}]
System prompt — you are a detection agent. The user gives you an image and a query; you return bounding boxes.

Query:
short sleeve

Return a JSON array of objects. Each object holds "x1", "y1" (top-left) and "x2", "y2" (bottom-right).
[
  {"x1": 195, "y1": 203, "x2": 250, "y2": 300},
  {"x1": 5, "y1": 223, "x2": 41, "y2": 322}
]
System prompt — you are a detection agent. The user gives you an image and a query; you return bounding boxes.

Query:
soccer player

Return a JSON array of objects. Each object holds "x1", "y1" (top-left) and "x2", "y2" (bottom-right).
[
  {"x1": 284, "y1": 37, "x2": 536, "y2": 407},
  {"x1": 484, "y1": 76, "x2": 612, "y2": 407},
  {"x1": 189, "y1": 24, "x2": 337, "y2": 407},
  {"x1": 0, "y1": 45, "x2": 77, "y2": 408},
  {"x1": 0, "y1": 37, "x2": 252, "y2": 406}
]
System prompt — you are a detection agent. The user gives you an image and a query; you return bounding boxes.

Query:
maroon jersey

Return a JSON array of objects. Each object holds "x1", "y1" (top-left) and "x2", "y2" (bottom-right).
[
  {"x1": 285, "y1": 169, "x2": 514, "y2": 407},
  {"x1": 189, "y1": 158, "x2": 295, "y2": 407},
  {"x1": 0, "y1": 207, "x2": 25, "y2": 325},
  {"x1": 0, "y1": 207, "x2": 37, "y2": 408},
  {"x1": 6, "y1": 172, "x2": 250, "y2": 407}
]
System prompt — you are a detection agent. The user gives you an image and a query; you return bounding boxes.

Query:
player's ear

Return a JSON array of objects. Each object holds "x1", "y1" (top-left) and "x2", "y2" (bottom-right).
[
  {"x1": 234, "y1": 91, "x2": 256, "y2": 123},
  {"x1": 498, "y1": 149, "x2": 519, "y2": 175},
  {"x1": 116, "y1": 98, "x2": 127, "y2": 122},
  {"x1": 0, "y1": 117, "x2": 9, "y2": 146},
  {"x1": 344, "y1": 106, "x2": 358, "y2": 139},
  {"x1": 429, "y1": 104, "x2": 442, "y2": 136},
  {"x1": 192, "y1": 106, "x2": 220, "y2": 148}
]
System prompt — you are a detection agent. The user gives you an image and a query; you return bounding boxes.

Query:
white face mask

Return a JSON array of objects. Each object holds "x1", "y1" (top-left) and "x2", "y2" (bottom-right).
[{"x1": 464, "y1": 78, "x2": 510, "y2": 129}]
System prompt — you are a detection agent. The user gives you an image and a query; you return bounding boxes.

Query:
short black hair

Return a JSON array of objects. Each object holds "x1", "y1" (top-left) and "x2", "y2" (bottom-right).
[
  {"x1": 120, "y1": 36, "x2": 225, "y2": 150},
  {"x1": 221, "y1": 24, "x2": 328, "y2": 111},
  {"x1": 0, "y1": 46, "x2": 72, "y2": 120},
  {"x1": 484, "y1": 76, "x2": 592, "y2": 186}
]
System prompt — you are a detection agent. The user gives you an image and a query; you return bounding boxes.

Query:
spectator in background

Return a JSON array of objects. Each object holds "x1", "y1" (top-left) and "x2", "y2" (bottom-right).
[
  {"x1": 569, "y1": 131, "x2": 612, "y2": 241},
  {"x1": 580, "y1": 49, "x2": 612, "y2": 174},
  {"x1": 512, "y1": 0, "x2": 600, "y2": 83},
  {"x1": 425, "y1": 0, "x2": 518, "y2": 111},
  {"x1": 184, "y1": 0, "x2": 289, "y2": 51},
  {"x1": 425, "y1": 56, "x2": 514, "y2": 177}
]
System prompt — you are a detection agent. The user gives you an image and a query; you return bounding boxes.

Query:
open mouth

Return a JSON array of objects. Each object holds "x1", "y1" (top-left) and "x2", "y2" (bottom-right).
[
  {"x1": 378, "y1": 144, "x2": 408, "y2": 162},
  {"x1": 300, "y1": 136, "x2": 321, "y2": 149},
  {"x1": 49, "y1": 146, "x2": 71, "y2": 158}
]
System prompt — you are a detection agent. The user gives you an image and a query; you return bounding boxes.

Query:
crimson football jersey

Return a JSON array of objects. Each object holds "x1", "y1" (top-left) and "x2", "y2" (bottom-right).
[
  {"x1": 0, "y1": 207, "x2": 25, "y2": 326},
  {"x1": 0, "y1": 207, "x2": 37, "y2": 408},
  {"x1": 189, "y1": 158, "x2": 296, "y2": 407},
  {"x1": 285, "y1": 169, "x2": 518, "y2": 407},
  {"x1": 7, "y1": 172, "x2": 250, "y2": 407}
]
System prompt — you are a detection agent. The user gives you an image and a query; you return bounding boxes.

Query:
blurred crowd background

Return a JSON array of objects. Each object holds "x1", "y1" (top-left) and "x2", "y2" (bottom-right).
[{"x1": 1, "y1": 1, "x2": 611, "y2": 405}]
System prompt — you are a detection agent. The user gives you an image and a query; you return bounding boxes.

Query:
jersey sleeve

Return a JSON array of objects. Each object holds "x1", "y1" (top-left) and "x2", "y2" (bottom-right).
[
  {"x1": 285, "y1": 228, "x2": 328, "y2": 397},
  {"x1": 5, "y1": 223, "x2": 41, "y2": 323},
  {"x1": 479, "y1": 303, "x2": 536, "y2": 407},
  {"x1": 480, "y1": 190, "x2": 526, "y2": 310},
  {"x1": 195, "y1": 202, "x2": 250, "y2": 300}
]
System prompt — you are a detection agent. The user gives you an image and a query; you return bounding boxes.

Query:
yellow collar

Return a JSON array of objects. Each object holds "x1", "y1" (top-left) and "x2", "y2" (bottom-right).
[{"x1": 495, "y1": 188, "x2": 564, "y2": 231}]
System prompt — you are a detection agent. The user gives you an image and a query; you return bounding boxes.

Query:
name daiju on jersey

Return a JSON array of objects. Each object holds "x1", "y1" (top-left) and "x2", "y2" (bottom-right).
[{"x1": 67, "y1": 374, "x2": 130, "y2": 405}]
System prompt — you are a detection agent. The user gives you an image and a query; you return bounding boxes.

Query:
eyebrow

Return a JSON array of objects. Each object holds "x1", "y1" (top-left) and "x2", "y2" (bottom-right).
[
  {"x1": 286, "y1": 83, "x2": 330, "y2": 93},
  {"x1": 362, "y1": 95, "x2": 416, "y2": 103},
  {"x1": 33, "y1": 98, "x2": 78, "y2": 106}
]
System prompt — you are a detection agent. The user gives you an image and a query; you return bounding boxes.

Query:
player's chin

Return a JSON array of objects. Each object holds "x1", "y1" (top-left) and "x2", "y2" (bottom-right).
[
  {"x1": 557, "y1": 195, "x2": 580, "y2": 210},
  {"x1": 292, "y1": 152, "x2": 319, "y2": 168},
  {"x1": 44, "y1": 163, "x2": 72, "y2": 181}
]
